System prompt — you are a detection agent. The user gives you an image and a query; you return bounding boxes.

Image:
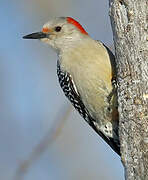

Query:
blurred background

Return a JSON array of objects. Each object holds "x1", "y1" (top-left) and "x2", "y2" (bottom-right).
[{"x1": 0, "y1": 0, "x2": 124, "y2": 179}]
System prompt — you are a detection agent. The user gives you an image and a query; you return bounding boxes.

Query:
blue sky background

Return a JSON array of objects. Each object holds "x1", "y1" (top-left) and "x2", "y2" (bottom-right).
[{"x1": 0, "y1": 0, "x2": 124, "y2": 179}]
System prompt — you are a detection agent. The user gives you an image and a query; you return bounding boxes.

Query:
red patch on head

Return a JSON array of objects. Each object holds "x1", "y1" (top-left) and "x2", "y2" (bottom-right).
[
  {"x1": 67, "y1": 17, "x2": 88, "y2": 35},
  {"x1": 42, "y1": 27, "x2": 50, "y2": 33}
]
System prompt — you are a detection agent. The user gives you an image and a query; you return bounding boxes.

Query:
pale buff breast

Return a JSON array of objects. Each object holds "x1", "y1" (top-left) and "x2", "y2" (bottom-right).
[{"x1": 60, "y1": 38, "x2": 113, "y2": 124}]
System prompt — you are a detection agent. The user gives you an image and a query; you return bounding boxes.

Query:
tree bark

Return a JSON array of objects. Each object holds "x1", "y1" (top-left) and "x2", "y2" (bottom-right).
[{"x1": 108, "y1": 0, "x2": 148, "y2": 179}]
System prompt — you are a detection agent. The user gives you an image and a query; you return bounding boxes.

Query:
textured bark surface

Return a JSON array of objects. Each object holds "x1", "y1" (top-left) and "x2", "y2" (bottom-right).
[{"x1": 109, "y1": 0, "x2": 148, "y2": 179}]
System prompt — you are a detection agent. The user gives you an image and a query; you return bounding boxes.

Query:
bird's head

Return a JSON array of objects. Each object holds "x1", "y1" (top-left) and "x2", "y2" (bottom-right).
[{"x1": 23, "y1": 17, "x2": 89, "y2": 52}]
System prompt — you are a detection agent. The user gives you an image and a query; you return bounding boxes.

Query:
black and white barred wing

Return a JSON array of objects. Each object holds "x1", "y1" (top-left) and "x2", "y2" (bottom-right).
[
  {"x1": 57, "y1": 60, "x2": 120, "y2": 156},
  {"x1": 57, "y1": 61, "x2": 90, "y2": 123}
]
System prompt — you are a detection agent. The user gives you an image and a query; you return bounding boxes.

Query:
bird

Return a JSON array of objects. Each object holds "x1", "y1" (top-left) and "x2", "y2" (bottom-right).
[{"x1": 23, "y1": 17, "x2": 120, "y2": 155}]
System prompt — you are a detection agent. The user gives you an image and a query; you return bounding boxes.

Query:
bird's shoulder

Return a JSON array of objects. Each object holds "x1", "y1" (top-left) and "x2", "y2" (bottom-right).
[{"x1": 96, "y1": 40, "x2": 117, "y2": 79}]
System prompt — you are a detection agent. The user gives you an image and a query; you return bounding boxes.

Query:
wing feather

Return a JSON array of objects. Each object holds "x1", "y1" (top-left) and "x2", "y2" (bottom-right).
[{"x1": 57, "y1": 60, "x2": 120, "y2": 155}]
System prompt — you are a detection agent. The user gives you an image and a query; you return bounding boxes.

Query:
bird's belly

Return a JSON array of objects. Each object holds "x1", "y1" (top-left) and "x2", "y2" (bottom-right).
[
  {"x1": 60, "y1": 40, "x2": 114, "y2": 124},
  {"x1": 71, "y1": 68, "x2": 113, "y2": 125}
]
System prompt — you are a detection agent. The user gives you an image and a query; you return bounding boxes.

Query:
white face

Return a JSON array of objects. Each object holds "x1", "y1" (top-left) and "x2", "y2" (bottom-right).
[{"x1": 40, "y1": 17, "x2": 85, "y2": 51}]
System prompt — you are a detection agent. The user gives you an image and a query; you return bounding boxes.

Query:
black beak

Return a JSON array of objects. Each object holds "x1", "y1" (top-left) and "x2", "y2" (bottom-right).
[{"x1": 23, "y1": 32, "x2": 47, "y2": 39}]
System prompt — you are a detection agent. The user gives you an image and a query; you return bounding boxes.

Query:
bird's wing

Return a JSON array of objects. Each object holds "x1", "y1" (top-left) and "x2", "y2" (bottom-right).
[
  {"x1": 97, "y1": 41, "x2": 117, "y2": 81},
  {"x1": 57, "y1": 60, "x2": 120, "y2": 156},
  {"x1": 57, "y1": 60, "x2": 90, "y2": 122}
]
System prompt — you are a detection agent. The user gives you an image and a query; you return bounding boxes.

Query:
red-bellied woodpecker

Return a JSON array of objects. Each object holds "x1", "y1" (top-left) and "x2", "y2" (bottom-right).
[{"x1": 23, "y1": 17, "x2": 120, "y2": 155}]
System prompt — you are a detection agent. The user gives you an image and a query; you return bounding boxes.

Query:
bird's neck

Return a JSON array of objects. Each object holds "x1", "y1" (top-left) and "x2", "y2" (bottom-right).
[{"x1": 55, "y1": 33, "x2": 89, "y2": 53}]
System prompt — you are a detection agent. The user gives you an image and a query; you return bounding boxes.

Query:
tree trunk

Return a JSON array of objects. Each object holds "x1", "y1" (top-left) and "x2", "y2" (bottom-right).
[{"x1": 108, "y1": 0, "x2": 148, "y2": 179}]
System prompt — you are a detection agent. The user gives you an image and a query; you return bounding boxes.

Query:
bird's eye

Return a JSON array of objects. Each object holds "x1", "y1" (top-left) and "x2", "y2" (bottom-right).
[{"x1": 55, "y1": 26, "x2": 62, "y2": 32}]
